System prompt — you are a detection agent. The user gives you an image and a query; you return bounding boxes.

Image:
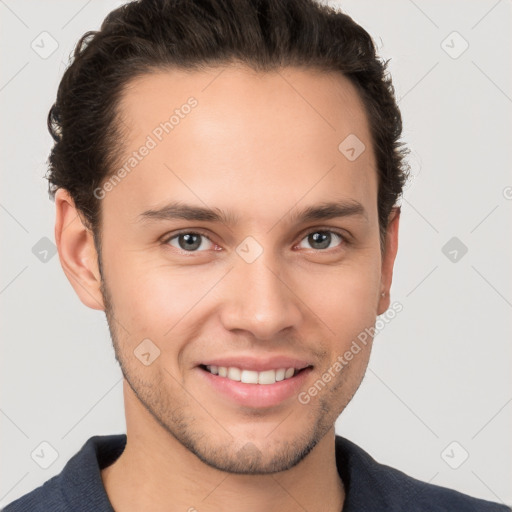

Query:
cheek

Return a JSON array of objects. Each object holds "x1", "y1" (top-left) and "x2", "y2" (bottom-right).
[
  {"x1": 103, "y1": 251, "x2": 199, "y2": 337},
  {"x1": 301, "y1": 254, "x2": 381, "y2": 324}
]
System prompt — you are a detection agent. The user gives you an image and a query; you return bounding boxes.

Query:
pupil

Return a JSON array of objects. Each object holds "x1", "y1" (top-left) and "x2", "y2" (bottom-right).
[
  {"x1": 309, "y1": 232, "x2": 330, "y2": 250},
  {"x1": 179, "y1": 233, "x2": 201, "y2": 251}
]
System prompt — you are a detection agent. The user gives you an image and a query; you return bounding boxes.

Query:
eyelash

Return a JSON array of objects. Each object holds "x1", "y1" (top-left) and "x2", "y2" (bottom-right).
[{"x1": 161, "y1": 227, "x2": 349, "y2": 254}]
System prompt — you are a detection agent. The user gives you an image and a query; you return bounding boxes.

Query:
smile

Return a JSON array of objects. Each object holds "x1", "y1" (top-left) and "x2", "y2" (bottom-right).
[
  {"x1": 202, "y1": 365, "x2": 302, "y2": 384},
  {"x1": 197, "y1": 364, "x2": 314, "y2": 408}
]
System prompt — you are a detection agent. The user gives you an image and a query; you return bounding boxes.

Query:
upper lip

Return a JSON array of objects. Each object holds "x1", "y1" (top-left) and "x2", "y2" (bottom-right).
[{"x1": 198, "y1": 356, "x2": 313, "y2": 372}]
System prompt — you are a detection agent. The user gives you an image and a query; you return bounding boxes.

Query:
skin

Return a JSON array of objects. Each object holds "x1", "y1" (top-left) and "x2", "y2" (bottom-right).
[{"x1": 54, "y1": 65, "x2": 400, "y2": 512}]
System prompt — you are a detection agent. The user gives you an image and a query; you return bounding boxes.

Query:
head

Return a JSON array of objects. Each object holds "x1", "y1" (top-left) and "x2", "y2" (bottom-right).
[{"x1": 51, "y1": 0, "x2": 409, "y2": 474}]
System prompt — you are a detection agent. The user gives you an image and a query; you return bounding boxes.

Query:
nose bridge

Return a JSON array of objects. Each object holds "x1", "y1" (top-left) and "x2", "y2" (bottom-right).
[{"x1": 220, "y1": 242, "x2": 302, "y2": 339}]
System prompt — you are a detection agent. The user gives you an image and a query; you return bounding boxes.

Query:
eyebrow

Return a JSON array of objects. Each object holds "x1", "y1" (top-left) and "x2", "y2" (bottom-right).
[{"x1": 137, "y1": 199, "x2": 367, "y2": 226}]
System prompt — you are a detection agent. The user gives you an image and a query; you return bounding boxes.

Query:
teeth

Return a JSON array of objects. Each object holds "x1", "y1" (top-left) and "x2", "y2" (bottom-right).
[
  {"x1": 241, "y1": 369, "x2": 259, "y2": 384},
  {"x1": 205, "y1": 365, "x2": 299, "y2": 384},
  {"x1": 227, "y1": 367, "x2": 241, "y2": 381},
  {"x1": 284, "y1": 368, "x2": 295, "y2": 379},
  {"x1": 257, "y1": 369, "x2": 276, "y2": 385}
]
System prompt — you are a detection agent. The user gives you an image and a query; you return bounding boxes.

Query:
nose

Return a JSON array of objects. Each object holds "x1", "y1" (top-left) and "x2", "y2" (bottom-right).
[{"x1": 219, "y1": 251, "x2": 303, "y2": 340}]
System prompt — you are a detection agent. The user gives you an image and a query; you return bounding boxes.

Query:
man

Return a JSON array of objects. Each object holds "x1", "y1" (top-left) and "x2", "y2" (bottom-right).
[{"x1": 3, "y1": 0, "x2": 509, "y2": 510}]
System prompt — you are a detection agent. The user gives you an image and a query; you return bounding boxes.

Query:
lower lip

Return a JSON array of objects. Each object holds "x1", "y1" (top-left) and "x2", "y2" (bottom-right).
[{"x1": 197, "y1": 366, "x2": 313, "y2": 408}]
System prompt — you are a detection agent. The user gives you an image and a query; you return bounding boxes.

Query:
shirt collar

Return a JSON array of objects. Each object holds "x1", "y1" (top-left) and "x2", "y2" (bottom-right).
[{"x1": 58, "y1": 433, "x2": 393, "y2": 511}]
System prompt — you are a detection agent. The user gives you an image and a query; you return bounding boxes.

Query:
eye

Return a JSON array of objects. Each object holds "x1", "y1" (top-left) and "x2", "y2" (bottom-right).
[
  {"x1": 164, "y1": 231, "x2": 215, "y2": 252},
  {"x1": 162, "y1": 228, "x2": 348, "y2": 254},
  {"x1": 297, "y1": 229, "x2": 346, "y2": 251}
]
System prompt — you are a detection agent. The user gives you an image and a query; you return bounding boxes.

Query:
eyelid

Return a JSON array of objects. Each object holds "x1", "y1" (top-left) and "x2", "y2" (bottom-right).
[
  {"x1": 300, "y1": 226, "x2": 348, "y2": 239},
  {"x1": 161, "y1": 228, "x2": 214, "y2": 243}
]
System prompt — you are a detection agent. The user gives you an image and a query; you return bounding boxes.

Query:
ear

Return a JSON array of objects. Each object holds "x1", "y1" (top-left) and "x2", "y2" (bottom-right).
[
  {"x1": 54, "y1": 188, "x2": 105, "y2": 311},
  {"x1": 377, "y1": 206, "x2": 400, "y2": 316}
]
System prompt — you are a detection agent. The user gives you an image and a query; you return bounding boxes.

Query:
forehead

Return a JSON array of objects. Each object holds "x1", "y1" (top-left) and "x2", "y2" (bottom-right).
[{"x1": 105, "y1": 65, "x2": 377, "y2": 226}]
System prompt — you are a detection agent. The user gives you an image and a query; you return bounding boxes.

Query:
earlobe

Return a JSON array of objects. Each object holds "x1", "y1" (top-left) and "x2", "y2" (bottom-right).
[
  {"x1": 54, "y1": 188, "x2": 105, "y2": 311},
  {"x1": 377, "y1": 206, "x2": 400, "y2": 316}
]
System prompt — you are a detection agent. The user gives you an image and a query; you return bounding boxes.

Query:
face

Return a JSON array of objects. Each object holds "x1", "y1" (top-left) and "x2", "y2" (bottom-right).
[{"x1": 57, "y1": 65, "x2": 399, "y2": 474}]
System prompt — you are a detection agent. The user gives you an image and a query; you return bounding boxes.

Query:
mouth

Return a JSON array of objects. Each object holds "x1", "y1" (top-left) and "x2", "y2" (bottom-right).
[
  {"x1": 196, "y1": 363, "x2": 314, "y2": 408},
  {"x1": 199, "y1": 364, "x2": 310, "y2": 384}
]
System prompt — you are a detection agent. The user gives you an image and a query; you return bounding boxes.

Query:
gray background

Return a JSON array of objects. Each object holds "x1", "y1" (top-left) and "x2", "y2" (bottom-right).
[{"x1": 1, "y1": 0, "x2": 511, "y2": 508}]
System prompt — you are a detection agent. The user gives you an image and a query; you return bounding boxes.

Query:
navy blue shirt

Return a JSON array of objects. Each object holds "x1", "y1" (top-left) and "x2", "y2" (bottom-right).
[{"x1": 2, "y1": 434, "x2": 510, "y2": 511}]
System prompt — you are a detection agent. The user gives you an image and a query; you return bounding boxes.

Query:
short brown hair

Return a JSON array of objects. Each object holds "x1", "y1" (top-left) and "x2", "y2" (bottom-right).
[{"x1": 47, "y1": 0, "x2": 409, "y2": 256}]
